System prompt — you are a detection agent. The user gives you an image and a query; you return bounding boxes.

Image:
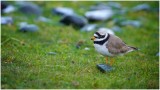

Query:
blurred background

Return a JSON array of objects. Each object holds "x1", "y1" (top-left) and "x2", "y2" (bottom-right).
[{"x1": 1, "y1": 1, "x2": 159, "y2": 89}]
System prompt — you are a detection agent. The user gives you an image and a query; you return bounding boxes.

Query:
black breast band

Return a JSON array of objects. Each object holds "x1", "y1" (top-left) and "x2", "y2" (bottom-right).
[{"x1": 94, "y1": 34, "x2": 110, "y2": 45}]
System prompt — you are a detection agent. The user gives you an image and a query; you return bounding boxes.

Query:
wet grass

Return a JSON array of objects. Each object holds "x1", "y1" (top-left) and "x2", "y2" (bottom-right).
[{"x1": 1, "y1": 1, "x2": 159, "y2": 89}]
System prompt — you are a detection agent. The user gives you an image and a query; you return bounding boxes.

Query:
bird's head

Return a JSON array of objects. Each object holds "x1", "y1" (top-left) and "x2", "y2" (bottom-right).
[{"x1": 91, "y1": 31, "x2": 107, "y2": 41}]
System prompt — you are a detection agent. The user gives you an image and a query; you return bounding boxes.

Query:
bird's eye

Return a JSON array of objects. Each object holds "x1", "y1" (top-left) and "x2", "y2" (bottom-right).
[
  {"x1": 100, "y1": 35, "x2": 105, "y2": 38},
  {"x1": 94, "y1": 36, "x2": 98, "y2": 38},
  {"x1": 100, "y1": 36, "x2": 103, "y2": 38}
]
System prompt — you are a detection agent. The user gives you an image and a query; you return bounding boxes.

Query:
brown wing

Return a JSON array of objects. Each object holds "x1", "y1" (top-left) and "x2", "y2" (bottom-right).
[{"x1": 106, "y1": 34, "x2": 130, "y2": 55}]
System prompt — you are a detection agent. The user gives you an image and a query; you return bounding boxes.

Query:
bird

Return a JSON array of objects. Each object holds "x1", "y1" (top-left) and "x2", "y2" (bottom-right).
[{"x1": 91, "y1": 29, "x2": 138, "y2": 66}]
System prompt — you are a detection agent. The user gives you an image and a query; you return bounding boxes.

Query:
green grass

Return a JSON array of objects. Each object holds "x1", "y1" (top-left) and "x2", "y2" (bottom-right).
[{"x1": 1, "y1": 1, "x2": 159, "y2": 89}]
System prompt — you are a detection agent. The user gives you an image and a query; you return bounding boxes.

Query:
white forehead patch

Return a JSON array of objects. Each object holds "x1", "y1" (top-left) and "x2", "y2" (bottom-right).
[{"x1": 94, "y1": 34, "x2": 98, "y2": 37}]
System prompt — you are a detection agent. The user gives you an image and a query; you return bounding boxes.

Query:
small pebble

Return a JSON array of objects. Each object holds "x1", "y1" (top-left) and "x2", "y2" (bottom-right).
[
  {"x1": 84, "y1": 47, "x2": 90, "y2": 51},
  {"x1": 48, "y1": 52, "x2": 57, "y2": 55},
  {"x1": 80, "y1": 24, "x2": 97, "y2": 32}
]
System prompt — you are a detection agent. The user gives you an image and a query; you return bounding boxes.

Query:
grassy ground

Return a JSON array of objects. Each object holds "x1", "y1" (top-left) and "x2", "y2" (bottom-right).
[{"x1": 1, "y1": 1, "x2": 159, "y2": 89}]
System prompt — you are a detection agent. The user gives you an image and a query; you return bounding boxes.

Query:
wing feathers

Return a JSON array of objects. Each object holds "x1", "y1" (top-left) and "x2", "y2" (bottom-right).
[{"x1": 106, "y1": 34, "x2": 136, "y2": 55}]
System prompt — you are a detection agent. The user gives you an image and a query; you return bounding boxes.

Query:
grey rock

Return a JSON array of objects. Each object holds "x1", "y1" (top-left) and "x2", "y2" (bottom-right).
[
  {"x1": 19, "y1": 22, "x2": 39, "y2": 32},
  {"x1": 132, "y1": 4, "x2": 151, "y2": 12},
  {"x1": 60, "y1": 15, "x2": 88, "y2": 28},
  {"x1": 107, "y1": 2, "x2": 122, "y2": 9},
  {"x1": 113, "y1": 18, "x2": 141, "y2": 28},
  {"x1": 90, "y1": 3, "x2": 111, "y2": 10},
  {"x1": 1, "y1": 16, "x2": 13, "y2": 25},
  {"x1": 90, "y1": 2, "x2": 121, "y2": 10},
  {"x1": 2, "y1": 5, "x2": 16, "y2": 14},
  {"x1": 115, "y1": 7, "x2": 129, "y2": 15},
  {"x1": 52, "y1": 7, "x2": 74, "y2": 16},
  {"x1": 17, "y1": 1, "x2": 42, "y2": 16},
  {"x1": 113, "y1": 17, "x2": 127, "y2": 25},
  {"x1": 85, "y1": 9, "x2": 114, "y2": 21},
  {"x1": 80, "y1": 24, "x2": 97, "y2": 32},
  {"x1": 111, "y1": 26, "x2": 122, "y2": 32},
  {"x1": 37, "y1": 16, "x2": 51, "y2": 23},
  {"x1": 121, "y1": 20, "x2": 142, "y2": 28}
]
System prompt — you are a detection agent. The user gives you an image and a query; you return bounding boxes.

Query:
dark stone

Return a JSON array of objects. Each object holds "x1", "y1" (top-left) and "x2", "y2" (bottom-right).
[
  {"x1": 60, "y1": 15, "x2": 88, "y2": 28},
  {"x1": 1, "y1": 1, "x2": 8, "y2": 11},
  {"x1": 97, "y1": 64, "x2": 114, "y2": 72},
  {"x1": 52, "y1": 7, "x2": 74, "y2": 16}
]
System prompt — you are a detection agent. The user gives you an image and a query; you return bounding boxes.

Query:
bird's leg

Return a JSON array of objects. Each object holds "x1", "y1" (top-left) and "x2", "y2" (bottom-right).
[
  {"x1": 106, "y1": 57, "x2": 108, "y2": 65},
  {"x1": 110, "y1": 57, "x2": 114, "y2": 66}
]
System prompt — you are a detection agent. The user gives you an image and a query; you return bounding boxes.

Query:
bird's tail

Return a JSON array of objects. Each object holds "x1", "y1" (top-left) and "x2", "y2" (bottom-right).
[{"x1": 129, "y1": 46, "x2": 139, "y2": 51}]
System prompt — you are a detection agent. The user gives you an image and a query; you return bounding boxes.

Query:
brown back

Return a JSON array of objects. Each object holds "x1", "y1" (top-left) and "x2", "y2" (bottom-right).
[{"x1": 106, "y1": 34, "x2": 131, "y2": 55}]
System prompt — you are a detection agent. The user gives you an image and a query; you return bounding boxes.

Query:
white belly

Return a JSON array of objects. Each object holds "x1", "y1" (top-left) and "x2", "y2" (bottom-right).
[{"x1": 94, "y1": 42, "x2": 113, "y2": 57}]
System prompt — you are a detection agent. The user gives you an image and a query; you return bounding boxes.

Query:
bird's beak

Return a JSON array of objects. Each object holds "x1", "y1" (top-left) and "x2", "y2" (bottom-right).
[{"x1": 91, "y1": 36, "x2": 95, "y2": 40}]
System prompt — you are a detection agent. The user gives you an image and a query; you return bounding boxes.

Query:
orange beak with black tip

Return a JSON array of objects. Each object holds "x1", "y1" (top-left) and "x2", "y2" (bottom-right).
[{"x1": 91, "y1": 36, "x2": 96, "y2": 40}]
